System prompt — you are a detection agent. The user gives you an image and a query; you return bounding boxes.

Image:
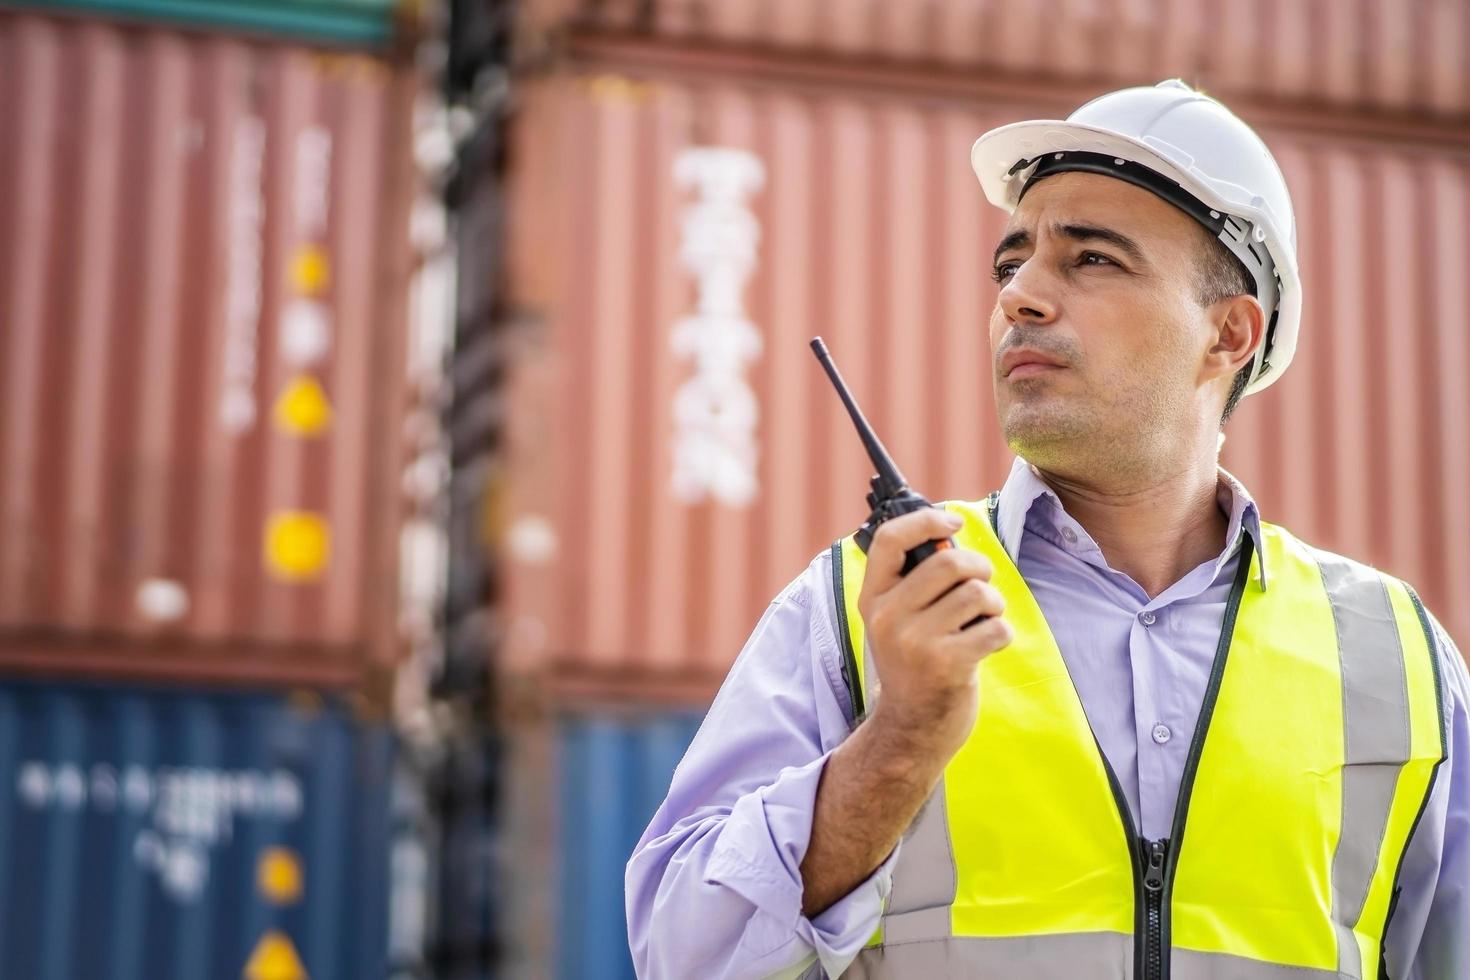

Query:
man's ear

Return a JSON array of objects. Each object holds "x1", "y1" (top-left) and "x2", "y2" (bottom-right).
[{"x1": 1202, "y1": 293, "x2": 1265, "y2": 385}]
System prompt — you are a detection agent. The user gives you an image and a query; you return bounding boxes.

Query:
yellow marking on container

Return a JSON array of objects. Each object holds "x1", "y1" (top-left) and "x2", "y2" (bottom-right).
[
  {"x1": 272, "y1": 376, "x2": 332, "y2": 437},
  {"x1": 588, "y1": 74, "x2": 653, "y2": 104},
  {"x1": 289, "y1": 246, "x2": 330, "y2": 295},
  {"x1": 258, "y1": 847, "x2": 303, "y2": 905},
  {"x1": 243, "y1": 930, "x2": 308, "y2": 980},
  {"x1": 264, "y1": 512, "x2": 330, "y2": 582}
]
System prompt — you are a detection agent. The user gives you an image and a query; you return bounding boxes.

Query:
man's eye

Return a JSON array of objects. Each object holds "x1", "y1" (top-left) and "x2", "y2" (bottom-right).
[
  {"x1": 991, "y1": 262, "x2": 1019, "y2": 284},
  {"x1": 1080, "y1": 252, "x2": 1117, "y2": 267}
]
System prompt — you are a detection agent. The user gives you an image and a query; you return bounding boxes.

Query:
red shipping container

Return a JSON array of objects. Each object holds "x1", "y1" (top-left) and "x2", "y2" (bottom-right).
[
  {"x1": 541, "y1": 0, "x2": 1470, "y2": 119},
  {"x1": 0, "y1": 12, "x2": 418, "y2": 689},
  {"x1": 489, "y1": 71, "x2": 1470, "y2": 700}
]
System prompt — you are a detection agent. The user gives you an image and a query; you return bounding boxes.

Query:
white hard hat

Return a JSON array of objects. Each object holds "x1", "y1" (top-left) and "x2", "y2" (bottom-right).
[{"x1": 971, "y1": 79, "x2": 1299, "y2": 397}]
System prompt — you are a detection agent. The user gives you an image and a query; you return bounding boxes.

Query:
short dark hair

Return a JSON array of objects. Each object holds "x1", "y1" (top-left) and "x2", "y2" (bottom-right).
[{"x1": 1193, "y1": 228, "x2": 1257, "y2": 424}]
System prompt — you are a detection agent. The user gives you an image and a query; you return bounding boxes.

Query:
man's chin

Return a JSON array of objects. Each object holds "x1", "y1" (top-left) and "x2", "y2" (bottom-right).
[{"x1": 1001, "y1": 406, "x2": 1089, "y2": 458}]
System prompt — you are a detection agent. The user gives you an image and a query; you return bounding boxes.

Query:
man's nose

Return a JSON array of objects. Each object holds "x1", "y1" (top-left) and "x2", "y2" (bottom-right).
[{"x1": 998, "y1": 260, "x2": 1059, "y2": 325}]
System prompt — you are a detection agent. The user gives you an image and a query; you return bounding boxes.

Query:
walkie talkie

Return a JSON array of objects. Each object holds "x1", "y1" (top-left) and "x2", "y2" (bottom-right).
[{"x1": 810, "y1": 337, "x2": 955, "y2": 575}]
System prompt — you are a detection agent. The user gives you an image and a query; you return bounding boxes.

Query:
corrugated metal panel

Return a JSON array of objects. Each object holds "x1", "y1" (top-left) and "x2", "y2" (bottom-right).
[
  {"x1": 9, "y1": 0, "x2": 407, "y2": 48},
  {"x1": 551, "y1": 0, "x2": 1470, "y2": 118},
  {"x1": 0, "y1": 680, "x2": 395, "y2": 979},
  {"x1": 0, "y1": 12, "x2": 417, "y2": 688},
  {"x1": 490, "y1": 73, "x2": 1470, "y2": 695},
  {"x1": 555, "y1": 709, "x2": 702, "y2": 980},
  {"x1": 495, "y1": 707, "x2": 706, "y2": 979}
]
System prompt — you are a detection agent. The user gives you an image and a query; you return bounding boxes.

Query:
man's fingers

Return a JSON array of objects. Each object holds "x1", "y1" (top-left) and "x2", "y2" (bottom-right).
[
  {"x1": 949, "y1": 614, "x2": 1015, "y2": 660},
  {"x1": 896, "y1": 546, "x2": 995, "y2": 609},
  {"x1": 863, "y1": 507, "x2": 964, "y2": 590},
  {"x1": 920, "y1": 577, "x2": 1006, "y2": 633}
]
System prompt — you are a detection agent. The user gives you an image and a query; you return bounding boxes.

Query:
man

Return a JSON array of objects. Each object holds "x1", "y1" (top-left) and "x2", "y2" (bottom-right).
[{"x1": 626, "y1": 81, "x2": 1469, "y2": 978}]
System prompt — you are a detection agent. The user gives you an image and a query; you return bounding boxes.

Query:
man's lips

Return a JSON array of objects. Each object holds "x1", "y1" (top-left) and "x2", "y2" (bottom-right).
[
  {"x1": 1007, "y1": 362, "x2": 1063, "y2": 379},
  {"x1": 1000, "y1": 349, "x2": 1068, "y2": 379}
]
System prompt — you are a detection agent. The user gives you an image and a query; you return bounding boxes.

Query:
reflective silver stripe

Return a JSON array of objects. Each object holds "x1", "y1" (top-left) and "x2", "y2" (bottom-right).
[
  {"x1": 858, "y1": 624, "x2": 959, "y2": 943},
  {"x1": 1317, "y1": 553, "x2": 1410, "y2": 979},
  {"x1": 849, "y1": 938, "x2": 1344, "y2": 979},
  {"x1": 847, "y1": 932, "x2": 1132, "y2": 979},
  {"x1": 857, "y1": 633, "x2": 959, "y2": 943},
  {"x1": 880, "y1": 782, "x2": 956, "y2": 943},
  {"x1": 1172, "y1": 948, "x2": 1343, "y2": 979}
]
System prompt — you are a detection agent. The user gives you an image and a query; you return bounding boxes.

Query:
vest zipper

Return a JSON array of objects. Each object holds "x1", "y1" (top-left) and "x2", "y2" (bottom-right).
[
  {"x1": 1143, "y1": 534, "x2": 1255, "y2": 980},
  {"x1": 1141, "y1": 838, "x2": 1169, "y2": 980}
]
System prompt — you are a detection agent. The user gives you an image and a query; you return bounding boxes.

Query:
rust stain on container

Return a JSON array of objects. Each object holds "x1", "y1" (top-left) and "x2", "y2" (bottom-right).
[
  {"x1": 491, "y1": 71, "x2": 1470, "y2": 697},
  {"x1": 550, "y1": 0, "x2": 1470, "y2": 119},
  {"x1": 0, "y1": 13, "x2": 417, "y2": 687}
]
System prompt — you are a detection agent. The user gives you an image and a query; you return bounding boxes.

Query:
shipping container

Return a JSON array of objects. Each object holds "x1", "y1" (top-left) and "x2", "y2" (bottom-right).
[
  {"x1": 539, "y1": 0, "x2": 1470, "y2": 120},
  {"x1": 497, "y1": 706, "x2": 703, "y2": 980},
  {"x1": 9, "y1": 0, "x2": 410, "y2": 49},
  {"x1": 482, "y1": 71, "x2": 1470, "y2": 698},
  {"x1": 0, "y1": 12, "x2": 419, "y2": 689},
  {"x1": 0, "y1": 679, "x2": 399, "y2": 979}
]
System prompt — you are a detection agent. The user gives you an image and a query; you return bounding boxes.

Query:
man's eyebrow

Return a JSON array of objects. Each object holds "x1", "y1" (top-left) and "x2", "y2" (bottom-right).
[
  {"x1": 992, "y1": 229, "x2": 1030, "y2": 267},
  {"x1": 1055, "y1": 222, "x2": 1146, "y2": 263},
  {"x1": 990, "y1": 222, "x2": 1148, "y2": 266}
]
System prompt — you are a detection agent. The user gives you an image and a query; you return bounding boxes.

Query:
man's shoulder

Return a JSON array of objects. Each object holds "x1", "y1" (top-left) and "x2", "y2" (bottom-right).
[
  {"x1": 778, "y1": 547, "x2": 835, "y2": 611},
  {"x1": 1260, "y1": 521, "x2": 1467, "y2": 731},
  {"x1": 1260, "y1": 519, "x2": 1442, "y2": 641},
  {"x1": 1262, "y1": 520, "x2": 1415, "y2": 590}
]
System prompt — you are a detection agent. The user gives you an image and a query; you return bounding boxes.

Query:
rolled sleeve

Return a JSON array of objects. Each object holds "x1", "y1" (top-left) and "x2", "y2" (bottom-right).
[
  {"x1": 627, "y1": 550, "x2": 888, "y2": 979},
  {"x1": 703, "y1": 753, "x2": 897, "y2": 978}
]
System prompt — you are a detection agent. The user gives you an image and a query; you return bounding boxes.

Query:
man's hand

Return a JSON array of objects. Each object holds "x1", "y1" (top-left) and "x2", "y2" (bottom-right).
[
  {"x1": 858, "y1": 507, "x2": 1012, "y2": 758},
  {"x1": 800, "y1": 507, "x2": 1011, "y2": 919}
]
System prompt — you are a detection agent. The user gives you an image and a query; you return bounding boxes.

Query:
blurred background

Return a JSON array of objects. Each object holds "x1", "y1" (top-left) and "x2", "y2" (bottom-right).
[{"x1": 0, "y1": 0, "x2": 1466, "y2": 977}]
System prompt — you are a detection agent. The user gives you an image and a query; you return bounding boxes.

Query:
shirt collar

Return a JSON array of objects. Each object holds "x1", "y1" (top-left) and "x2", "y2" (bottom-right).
[{"x1": 992, "y1": 456, "x2": 1268, "y2": 591}]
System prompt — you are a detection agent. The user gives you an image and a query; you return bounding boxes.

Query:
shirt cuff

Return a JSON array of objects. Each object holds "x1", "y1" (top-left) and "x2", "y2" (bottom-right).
[
  {"x1": 704, "y1": 751, "x2": 899, "y2": 977},
  {"x1": 804, "y1": 846, "x2": 898, "y2": 976}
]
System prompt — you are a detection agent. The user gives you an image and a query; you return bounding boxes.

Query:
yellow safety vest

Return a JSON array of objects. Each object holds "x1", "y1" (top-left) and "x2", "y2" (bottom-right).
[{"x1": 829, "y1": 496, "x2": 1445, "y2": 979}]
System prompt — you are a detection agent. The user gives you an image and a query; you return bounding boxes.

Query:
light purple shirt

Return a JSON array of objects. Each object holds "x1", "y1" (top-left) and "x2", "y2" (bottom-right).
[{"x1": 626, "y1": 458, "x2": 1470, "y2": 978}]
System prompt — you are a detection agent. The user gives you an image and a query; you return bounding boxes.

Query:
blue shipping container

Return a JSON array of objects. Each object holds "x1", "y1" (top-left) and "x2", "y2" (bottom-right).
[
  {"x1": 556, "y1": 710, "x2": 704, "y2": 980},
  {"x1": 0, "y1": 680, "x2": 395, "y2": 980}
]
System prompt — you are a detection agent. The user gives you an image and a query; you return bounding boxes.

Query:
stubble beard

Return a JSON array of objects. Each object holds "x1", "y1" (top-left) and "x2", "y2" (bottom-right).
[{"x1": 1000, "y1": 375, "x2": 1185, "y2": 488}]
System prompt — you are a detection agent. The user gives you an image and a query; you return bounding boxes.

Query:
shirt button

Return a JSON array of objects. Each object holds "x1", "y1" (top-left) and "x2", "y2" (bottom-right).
[
  {"x1": 1061, "y1": 526, "x2": 1078, "y2": 544},
  {"x1": 1152, "y1": 724, "x2": 1172, "y2": 745},
  {"x1": 1139, "y1": 610, "x2": 1157, "y2": 626}
]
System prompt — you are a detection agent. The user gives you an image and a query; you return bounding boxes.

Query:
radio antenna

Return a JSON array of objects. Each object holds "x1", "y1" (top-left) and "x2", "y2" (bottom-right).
[{"x1": 809, "y1": 337, "x2": 908, "y2": 500}]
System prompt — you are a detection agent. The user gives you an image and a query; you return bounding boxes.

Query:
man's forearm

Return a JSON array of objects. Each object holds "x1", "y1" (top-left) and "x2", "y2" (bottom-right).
[{"x1": 799, "y1": 705, "x2": 951, "y2": 917}]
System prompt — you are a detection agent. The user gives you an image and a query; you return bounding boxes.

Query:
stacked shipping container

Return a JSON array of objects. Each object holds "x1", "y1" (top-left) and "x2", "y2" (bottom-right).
[
  {"x1": 0, "y1": 680, "x2": 397, "y2": 979},
  {"x1": 493, "y1": 704, "x2": 703, "y2": 979},
  {"x1": 474, "y1": 1, "x2": 1470, "y2": 975},
  {"x1": 0, "y1": 4, "x2": 441, "y2": 976},
  {"x1": 496, "y1": 74, "x2": 1470, "y2": 691},
  {"x1": 0, "y1": 9, "x2": 418, "y2": 690},
  {"x1": 556, "y1": 0, "x2": 1470, "y2": 120}
]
